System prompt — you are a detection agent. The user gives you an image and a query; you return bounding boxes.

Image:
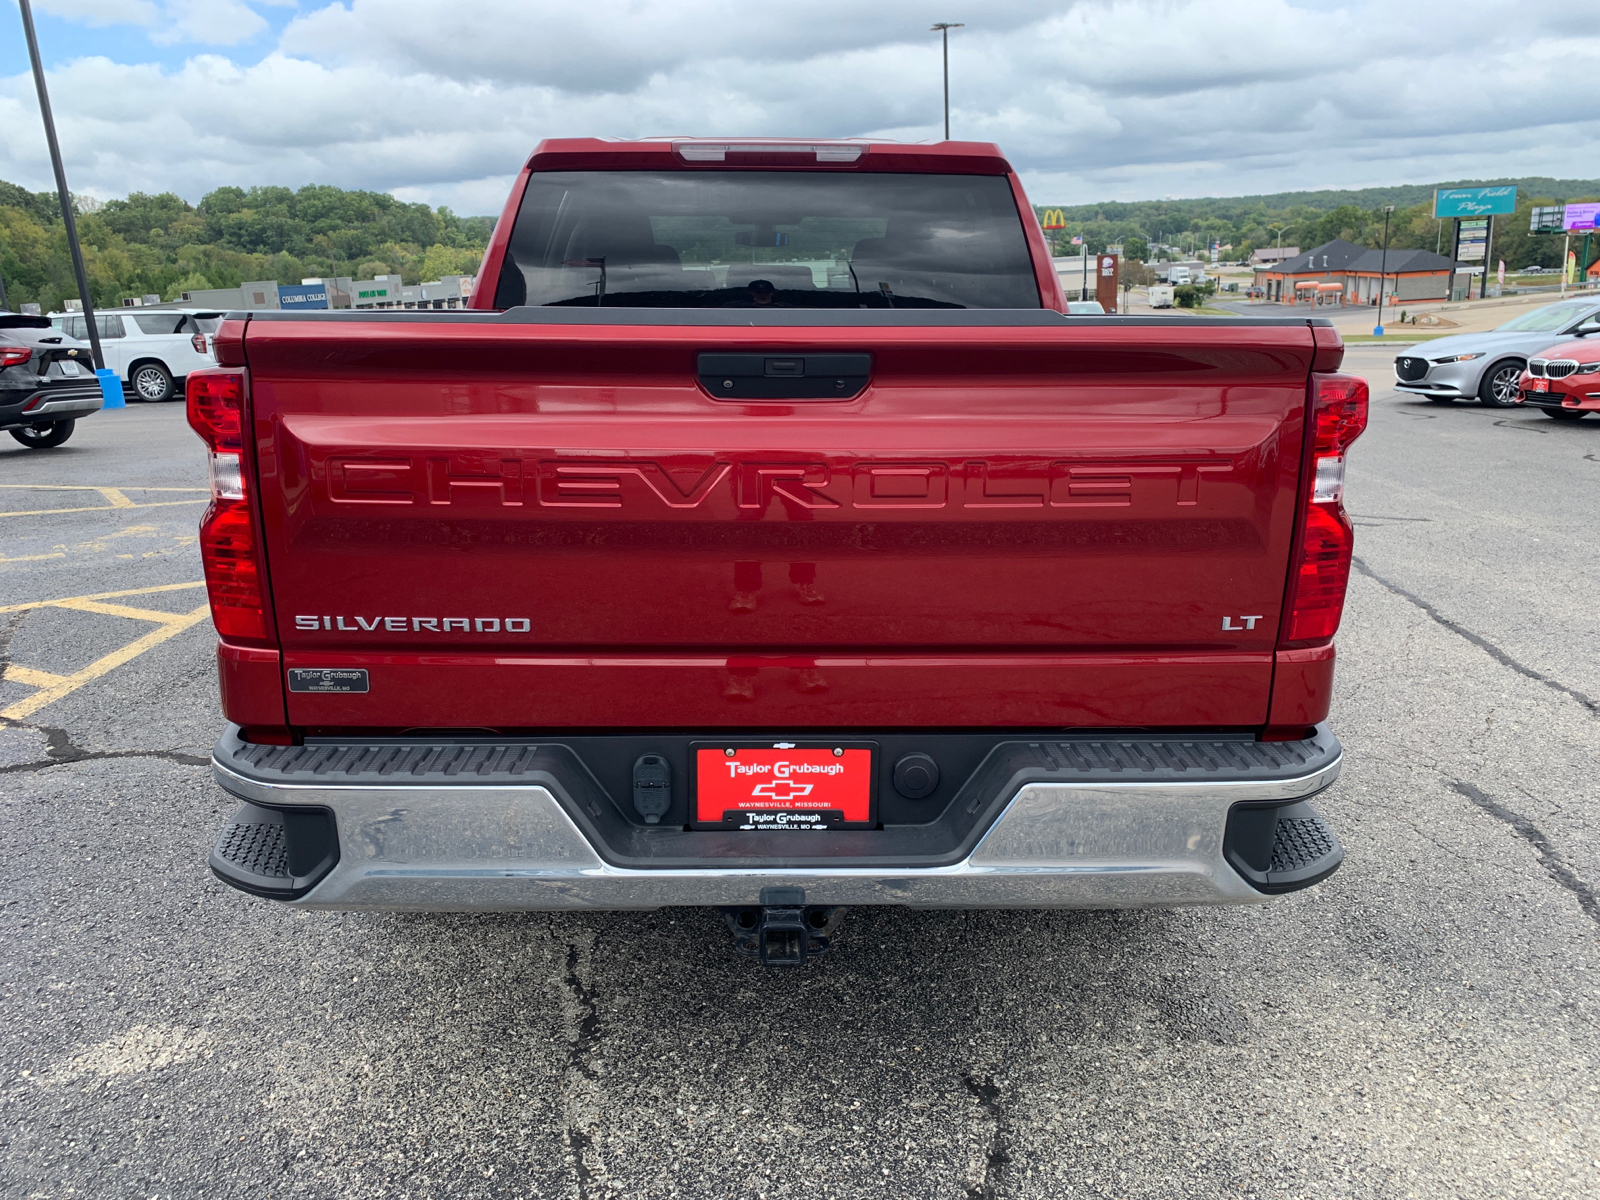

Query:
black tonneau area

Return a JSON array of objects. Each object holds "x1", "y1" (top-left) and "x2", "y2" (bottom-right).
[{"x1": 213, "y1": 725, "x2": 1341, "y2": 871}]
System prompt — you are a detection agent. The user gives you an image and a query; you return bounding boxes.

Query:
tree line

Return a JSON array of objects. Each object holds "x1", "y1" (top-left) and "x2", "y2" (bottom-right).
[
  {"x1": 0, "y1": 180, "x2": 494, "y2": 313},
  {"x1": 1035, "y1": 175, "x2": 1600, "y2": 270}
]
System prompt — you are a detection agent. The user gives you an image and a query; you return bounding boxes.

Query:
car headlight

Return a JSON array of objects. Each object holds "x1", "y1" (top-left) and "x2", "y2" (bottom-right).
[
  {"x1": 1577, "y1": 363, "x2": 1600, "y2": 374},
  {"x1": 1431, "y1": 353, "x2": 1485, "y2": 364}
]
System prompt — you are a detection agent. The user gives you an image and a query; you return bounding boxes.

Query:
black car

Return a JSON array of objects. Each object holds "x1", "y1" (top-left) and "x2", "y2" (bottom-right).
[{"x1": 0, "y1": 312, "x2": 104, "y2": 448}]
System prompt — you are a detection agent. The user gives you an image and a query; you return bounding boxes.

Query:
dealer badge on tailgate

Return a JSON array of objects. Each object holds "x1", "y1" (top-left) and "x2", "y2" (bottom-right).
[{"x1": 693, "y1": 744, "x2": 875, "y2": 830}]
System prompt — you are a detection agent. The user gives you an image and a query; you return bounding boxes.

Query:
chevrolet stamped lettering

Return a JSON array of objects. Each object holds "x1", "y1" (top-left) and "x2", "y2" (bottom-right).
[{"x1": 325, "y1": 456, "x2": 1236, "y2": 510}]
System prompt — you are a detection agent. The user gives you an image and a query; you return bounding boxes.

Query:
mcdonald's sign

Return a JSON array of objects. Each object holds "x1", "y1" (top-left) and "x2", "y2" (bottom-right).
[{"x1": 1040, "y1": 208, "x2": 1066, "y2": 230}]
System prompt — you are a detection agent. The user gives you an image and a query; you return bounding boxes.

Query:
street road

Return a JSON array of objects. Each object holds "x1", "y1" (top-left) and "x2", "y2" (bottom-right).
[{"x1": 2, "y1": 353, "x2": 1597, "y2": 1199}]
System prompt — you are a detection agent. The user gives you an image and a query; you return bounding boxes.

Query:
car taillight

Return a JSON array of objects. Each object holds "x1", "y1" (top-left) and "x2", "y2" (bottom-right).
[
  {"x1": 1, "y1": 347, "x2": 31, "y2": 368},
  {"x1": 187, "y1": 369, "x2": 273, "y2": 644},
  {"x1": 192, "y1": 332, "x2": 209, "y2": 354},
  {"x1": 1281, "y1": 373, "x2": 1368, "y2": 647}
]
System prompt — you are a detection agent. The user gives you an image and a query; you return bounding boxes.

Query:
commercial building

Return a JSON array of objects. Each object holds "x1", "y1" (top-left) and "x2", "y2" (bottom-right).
[
  {"x1": 1249, "y1": 246, "x2": 1300, "y2": 266},
  {"x1": 118, "y1": 274, "x2": 476, "y2": 313},
  {"x1": 1252, "y1": 239, "x2": 1456, "y2": 306}
]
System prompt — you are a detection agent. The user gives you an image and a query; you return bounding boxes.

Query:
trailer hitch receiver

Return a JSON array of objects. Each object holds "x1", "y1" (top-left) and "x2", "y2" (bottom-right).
[{"x1": 719, "y1": 888, "x2": 846, "y2": 966}]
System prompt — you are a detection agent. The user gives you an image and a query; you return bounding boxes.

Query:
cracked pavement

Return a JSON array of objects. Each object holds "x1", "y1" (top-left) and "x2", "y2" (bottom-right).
[{"x1": 2, "y1": 363, "x2": 1598, "y2": 1199}]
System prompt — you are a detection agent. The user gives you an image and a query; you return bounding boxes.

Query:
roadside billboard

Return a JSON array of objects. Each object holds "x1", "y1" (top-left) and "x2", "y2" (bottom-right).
[
  {"x1": 1434, "y1": 186, "x2": 1517, "y2": 218},
  {"x1": 1563, "y1": 202, "x2": 1600, "y2": 231}
]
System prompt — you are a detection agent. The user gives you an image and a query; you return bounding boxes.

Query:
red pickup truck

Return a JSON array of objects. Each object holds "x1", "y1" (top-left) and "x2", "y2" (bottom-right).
[{"x1": 191, "y1": 138, "x2": 1364, "y2": 964}]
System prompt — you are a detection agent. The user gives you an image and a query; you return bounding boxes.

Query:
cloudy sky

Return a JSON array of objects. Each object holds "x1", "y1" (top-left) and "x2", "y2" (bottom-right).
[{"x1": 0, "y1": 1, "x2": 1593, "y2": 215}]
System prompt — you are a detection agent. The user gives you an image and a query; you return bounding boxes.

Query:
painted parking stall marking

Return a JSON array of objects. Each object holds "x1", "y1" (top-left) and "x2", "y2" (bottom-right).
[{"x1": 0, "y1": 582, "x2": 209, "y2": 721}]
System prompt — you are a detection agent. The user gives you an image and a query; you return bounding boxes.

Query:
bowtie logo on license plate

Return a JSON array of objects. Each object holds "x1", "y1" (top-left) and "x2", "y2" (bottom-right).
[{"x1": 750, "y1": 779, "x2": 815, "y2": 802}]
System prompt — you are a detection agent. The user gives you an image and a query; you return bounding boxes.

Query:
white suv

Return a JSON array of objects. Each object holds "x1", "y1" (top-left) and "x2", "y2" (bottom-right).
[{"x1": 50, "y1": 310, "x2": 222, "y2": 402}]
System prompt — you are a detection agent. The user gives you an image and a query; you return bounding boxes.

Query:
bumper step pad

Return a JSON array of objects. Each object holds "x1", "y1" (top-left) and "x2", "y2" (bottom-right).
[
  {"x1": 1222, "y1": 799, "x2": 1343, "y2": 894},
  {"x1": 209, "y1": 801, "x2": 339, "y2": 900}
]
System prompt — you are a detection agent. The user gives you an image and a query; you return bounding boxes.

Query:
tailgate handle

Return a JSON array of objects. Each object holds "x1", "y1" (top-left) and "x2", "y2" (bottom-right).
[{"x1": 698, "y1": 352, "x2": 872, "y2": 401}]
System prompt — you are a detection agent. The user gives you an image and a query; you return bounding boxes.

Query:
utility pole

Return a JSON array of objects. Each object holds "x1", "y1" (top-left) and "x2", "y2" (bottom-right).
[
  {"x1": 1268, "y1": 224, "x2": 1290, "y2": 252},
  {"x1": 19, "y1": 0, "x2": 104, "y2": 370},
  {"x1": 930, "y1": 23, "x2": 963, "y2": 140},
  {"x1": 1373, "y1": 205, "x2": 1394, "y2": 337}
]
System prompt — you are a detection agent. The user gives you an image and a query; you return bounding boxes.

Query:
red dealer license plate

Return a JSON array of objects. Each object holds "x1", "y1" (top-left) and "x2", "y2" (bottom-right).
[
  {"x1": 1527, "y1": 378, "x2": 1549, "y2": 392},
  {"x1": 693, "y1": 744, "x2": 875, "y2": 830}
]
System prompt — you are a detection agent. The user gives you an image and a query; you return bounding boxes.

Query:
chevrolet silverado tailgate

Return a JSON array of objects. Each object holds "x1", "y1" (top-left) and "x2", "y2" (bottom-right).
[{"x1": 243, "y1": 310, "x2": 1314, "y2": 729}]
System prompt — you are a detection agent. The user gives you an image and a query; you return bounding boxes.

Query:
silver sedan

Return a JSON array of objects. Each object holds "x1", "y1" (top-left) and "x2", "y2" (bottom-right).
[{"x1": 1393, "y1": 298, "x2": 1600, "y2": 406}]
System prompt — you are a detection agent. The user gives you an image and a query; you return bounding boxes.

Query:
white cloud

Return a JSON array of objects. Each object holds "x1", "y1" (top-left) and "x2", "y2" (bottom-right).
[
  {"x1": 3, "y1": 0, "x2": 1597, "y2": 212},
  {"x1": 150, "y1": 0, "x2": 269, "y2": 46},
  {"x1": 35, "y1": 0, "x2": 159, "y2": 27}
]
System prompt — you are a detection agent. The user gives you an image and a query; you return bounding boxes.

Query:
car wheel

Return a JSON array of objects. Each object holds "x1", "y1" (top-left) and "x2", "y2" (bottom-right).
[
  {"x1": 9, "y1": 419, "x2": 75, "y2": 449},
  {"x1": 1543, "y1": 407, "x2": 1588, "y2": 420},
  {"x1": 1477, "y1": 360, "x2": 1524, "y2": 407},
  {"x1": 131, "y1": 361, "x2": 175, "y2": 402}
]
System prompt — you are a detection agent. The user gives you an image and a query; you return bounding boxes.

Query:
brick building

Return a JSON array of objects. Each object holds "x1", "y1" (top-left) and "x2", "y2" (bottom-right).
[{"x1": 1253, "y1": 239, "x2": 1456, "y2": 306}]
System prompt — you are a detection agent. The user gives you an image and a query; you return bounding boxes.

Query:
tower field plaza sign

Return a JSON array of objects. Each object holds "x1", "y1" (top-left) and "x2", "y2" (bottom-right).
[{"x1": 1434, "y1": 186, "x2": 1517, "y2": 218}]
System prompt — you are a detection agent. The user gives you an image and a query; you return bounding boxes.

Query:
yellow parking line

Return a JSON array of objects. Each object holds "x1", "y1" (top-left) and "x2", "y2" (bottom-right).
[
  {"x1": 0, "y1": 486, "x2": 208, "y2": 493},
  {"x1": 4, "y1": 664, "x2": 68, "y2": 688},
  {"x1": 0, "y1": 604, "x2": 211, "y2": 721},
  {"x1": 52, "y1": 598, "x2": 198, "y2": 624},
  {"x1": 0, "y1": 499, "x2": 209, "y2": 517},
  {"x1": 0, "y1": 484, "x2": 210, "y2": 518},
  {"x1": 0, "y1": 552, "x2": 67, "y2": 563},
  {"x1": 0, "y1": 581, "x2": 205, "y2": 615}
]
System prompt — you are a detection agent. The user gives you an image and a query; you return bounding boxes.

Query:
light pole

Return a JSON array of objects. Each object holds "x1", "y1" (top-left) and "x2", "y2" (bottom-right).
[
  {"x1": 1268, "y1": 224, "x2": 1290, "y2": 253},
  {"x1": 18, "y1": 0, "x2": 104, "y2": 370},
  {"x1": 1373, "y1": 205, "x2": 1394, "y2": 337},
  {"x1": 930, "y1": 22, "x2": 963, "y2": 140}
]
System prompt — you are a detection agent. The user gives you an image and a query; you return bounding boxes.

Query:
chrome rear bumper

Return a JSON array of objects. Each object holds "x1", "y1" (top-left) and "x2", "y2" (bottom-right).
[{"x1": 209, "y1": 726, "x2": 1344, "y2": 911}]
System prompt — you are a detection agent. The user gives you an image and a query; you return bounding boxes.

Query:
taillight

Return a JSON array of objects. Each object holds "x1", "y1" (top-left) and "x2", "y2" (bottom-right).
[
  {"x1": 187, "y1": 368, "x2": 272, "y2": 645},
  {"x1": 191, "y1": 332, "x2": 209, "y2": 354},
  {"x1": 1281, "y1": 373, "x2": 1368, "y2": 647},
  {"x1": 1, "y1": 347, "x2": 31, "y2": 369}
]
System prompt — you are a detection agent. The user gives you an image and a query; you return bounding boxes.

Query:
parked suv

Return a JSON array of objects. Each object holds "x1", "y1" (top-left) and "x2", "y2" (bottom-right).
[
  {"x1": 1, "y1": 312, "x2": 102, "y2": 448},
  {"x1": 50, "y1": 309, "x2": 221, "y2": 402},
  {"x1": 1392, "y1": 298, "x2": 1600, "y2": 407}
]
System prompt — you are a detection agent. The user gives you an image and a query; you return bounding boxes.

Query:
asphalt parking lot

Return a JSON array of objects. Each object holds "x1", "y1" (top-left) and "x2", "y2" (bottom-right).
[{"x1": 2, "y1": 349, "x2": 1597, "y2": 1200}]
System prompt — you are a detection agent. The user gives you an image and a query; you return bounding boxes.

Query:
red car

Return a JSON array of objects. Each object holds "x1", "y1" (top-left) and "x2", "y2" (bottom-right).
[
  {"x1": 188, "y1": 138, "x2": 1366, "y2": 964},
  {"x1": 1519, "y1": 327, "x2": 1600, "y2": 419}
]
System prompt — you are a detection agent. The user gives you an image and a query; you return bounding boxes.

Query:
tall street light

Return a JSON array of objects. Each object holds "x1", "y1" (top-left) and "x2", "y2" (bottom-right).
[
  {"x1": 1268, "y1": 224, "x2": 1291, "y2": 252},
  {"x1": 930, "y1": 22, "x2": 964, "y2": 140},
  {"x1": 18, "y1": 0, "x2": 104, "y2": 370},
  {"x1": 1373, "y1": 205, "x2": 1394, "y2": 338}
]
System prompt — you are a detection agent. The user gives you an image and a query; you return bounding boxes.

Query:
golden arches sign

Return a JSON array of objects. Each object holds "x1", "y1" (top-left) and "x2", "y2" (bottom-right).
[{"x1": 1040, "y1": 208, "x2": 1066, "y2": 230}]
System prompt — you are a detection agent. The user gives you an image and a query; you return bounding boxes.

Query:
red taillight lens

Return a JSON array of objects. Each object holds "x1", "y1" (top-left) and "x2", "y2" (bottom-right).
[
  {"x1": 187, "y1": 368, "x2": 246, "y2": 451},
  {"x1": 200, "y1": 501, "x2": 267, "y2": 641},
  {"x1": 186, "y1": 367, "x2": 273, "y2": 645},
  {"x1": 1281, "y1": 373, "x2": 1368, "y2": 648},
  {"x1": 1286, "y1": 503, "x2": 1354, "y2": 642},
  {"x1": 1, "y1": 347, "x2": 32, "y2": 368},
  {"x1": 191, "y1": 332, "x2": 208, "y2": 354},
  {"x1": 1313, "y1": 373, "x2": 1369, "y2": 455}
]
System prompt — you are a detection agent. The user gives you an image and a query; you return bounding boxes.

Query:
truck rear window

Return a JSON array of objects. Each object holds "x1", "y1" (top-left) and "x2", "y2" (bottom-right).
[{"x1": 495, "y1": 171, "x2": 1040, "y2": 310}]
